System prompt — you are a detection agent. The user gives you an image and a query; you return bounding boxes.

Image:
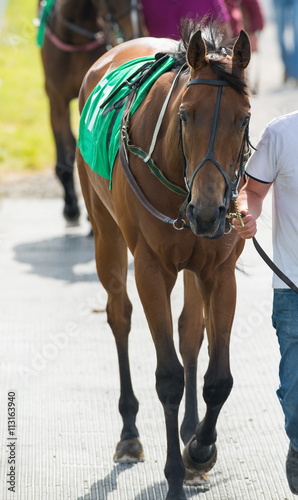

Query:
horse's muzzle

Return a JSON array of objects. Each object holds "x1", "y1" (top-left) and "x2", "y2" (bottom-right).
[{"x1": 186, "y1": 203, "x2": 227, "y2": 239}]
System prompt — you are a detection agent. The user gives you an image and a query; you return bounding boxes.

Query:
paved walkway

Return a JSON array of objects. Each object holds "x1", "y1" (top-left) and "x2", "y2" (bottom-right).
[{"x1": 1, "y1": 18, "x2": 298, "y2": 500}]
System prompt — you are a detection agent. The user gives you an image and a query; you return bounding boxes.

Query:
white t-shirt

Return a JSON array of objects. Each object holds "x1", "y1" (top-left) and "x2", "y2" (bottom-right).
[{"x1": 246, "y1": 111, "x2": 298, "y2": 289}]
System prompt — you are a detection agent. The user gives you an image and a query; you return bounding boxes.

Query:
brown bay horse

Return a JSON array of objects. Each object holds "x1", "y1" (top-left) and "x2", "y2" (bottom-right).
[
  {"x1": 77, "y1": 20, "x2": 251, "y2": 500},
  {"x1": 40, "y1": 0, "x2": 145, "y2": 221}
]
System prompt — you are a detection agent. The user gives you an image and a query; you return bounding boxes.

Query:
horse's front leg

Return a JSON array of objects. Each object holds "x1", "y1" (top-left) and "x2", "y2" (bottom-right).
[
  {"x1": 178, "y1": 270, "x2": 204, "y2": 445},
  {"x1": 134, "y1": 245, "x2": 186, "y2": 500},
  {"x1": 182, "y1": 266, "x2": 236, "y2": 477},
  {"x1": 178, "y1": 270, "x2": 208, "y2": 486},
  {"x1": 77, "y1": 156, "x2": 142, "y2": 462},
  {"x1": 48, "y1": 90, "x2": 80, "y2": 221}
]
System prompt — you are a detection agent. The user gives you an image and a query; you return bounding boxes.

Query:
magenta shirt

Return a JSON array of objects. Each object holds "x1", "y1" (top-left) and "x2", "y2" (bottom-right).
[{"x1": 142, "y1": 0, "x2": 230, "y2": 39}]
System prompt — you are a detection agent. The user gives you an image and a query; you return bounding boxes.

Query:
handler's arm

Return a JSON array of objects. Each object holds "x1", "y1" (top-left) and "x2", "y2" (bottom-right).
[{"x1": 232, "y1": 177, "x2": 272, "y2": 239}]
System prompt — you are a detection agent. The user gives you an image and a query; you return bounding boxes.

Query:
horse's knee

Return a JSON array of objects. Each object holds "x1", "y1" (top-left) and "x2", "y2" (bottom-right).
[
  {"x1": 107, "y1": 297, "x2": 132, "y2": 337},
  {"x1": 156, "y1": 361, "x2": 184, "y2": 410},
  {"x1": 203, "y1": 373, "x2": 233, "y2": 408}
]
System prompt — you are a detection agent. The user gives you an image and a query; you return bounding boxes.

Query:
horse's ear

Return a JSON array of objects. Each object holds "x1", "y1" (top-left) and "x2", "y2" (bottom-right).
[
  {"x1": 187, "y1": 30, "x2": 207, "y2": 71},
  {"x1": 232, "y1": 30, "x2": 251, "y2": 71}
]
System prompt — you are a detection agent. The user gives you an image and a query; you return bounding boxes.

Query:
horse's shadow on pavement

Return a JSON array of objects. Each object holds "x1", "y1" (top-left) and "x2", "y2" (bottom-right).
[
  {"x1": 14, "y1": 234, "x2": 134, "y2": 283},
  {"x1": 77, "y1": 463, "x2": 212, "y2": 500},
  {"x1": 14, "y1": 234, "x2": 98, "y2": 283}
]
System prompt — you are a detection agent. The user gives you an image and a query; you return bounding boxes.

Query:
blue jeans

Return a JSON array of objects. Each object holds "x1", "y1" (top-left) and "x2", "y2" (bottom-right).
[
  {"x1": 272, "y1": 289, "x2": 298, "y2": 451},
  {"x1": 273, "y1": 0, "x2": 298, "y2": 78}
]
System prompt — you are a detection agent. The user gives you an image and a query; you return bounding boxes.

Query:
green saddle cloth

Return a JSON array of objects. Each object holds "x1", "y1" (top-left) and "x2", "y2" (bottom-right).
[
  {"x1": 77, "y1": 55, "x2": 176, "y2": 187},
  {"x1": 36, "y1": 0, "x2": 56, "y2": 47}
]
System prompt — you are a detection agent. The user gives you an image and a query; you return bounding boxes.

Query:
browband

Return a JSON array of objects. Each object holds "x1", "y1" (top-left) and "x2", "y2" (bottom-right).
[{"x1": 186, "y1": 79, "x2": 231, "y2": 88}]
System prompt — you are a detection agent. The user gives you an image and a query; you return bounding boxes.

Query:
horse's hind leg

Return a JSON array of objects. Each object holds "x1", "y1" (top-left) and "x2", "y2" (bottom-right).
[
  {"x1": 77, "y1": 156, "x2": 143, "y2": 463},
  {"x1": 47, "y1": 89, "x2": 80, "y2": 221}
]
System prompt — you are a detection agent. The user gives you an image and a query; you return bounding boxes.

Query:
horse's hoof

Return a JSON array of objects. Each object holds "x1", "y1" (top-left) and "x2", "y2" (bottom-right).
[
  {"x1": 63, "y1": 203, "x2": 80, "y2": 222},
  {"x1": 113, "y1": 438, "x2": 144, "y2": 463},
  {"x1": 165, "y1": 489, "x2": 186, "y2": 500},
  {"x1": 184, "y1": 469, "x2": 210, "y2": 487},
  {"x1": 182, "y1": 436, "x2": 217, "y2": 474}
]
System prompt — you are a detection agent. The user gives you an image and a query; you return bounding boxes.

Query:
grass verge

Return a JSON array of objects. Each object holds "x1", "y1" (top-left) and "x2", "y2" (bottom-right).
[{"x1": 0, "y1": 0, "x2": 79, "y2": 180}]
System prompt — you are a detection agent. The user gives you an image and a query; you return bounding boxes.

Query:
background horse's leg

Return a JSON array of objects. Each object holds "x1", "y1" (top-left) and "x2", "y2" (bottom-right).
[
  {"x1": 134, "y1": 243, "x2": 186, "y2": 500},
  {"x1": 182, "y1": 264, "x2": 236, "y2": 476},
  {"x1": 178, "y1": 270, "x2": 204, "y2": 446},
  {"x1": 77, "y1": 154, "x2": 143, "y2": 462},
  {"x1": 48, "y1": 91, "x2": 80, "y2": 221}
]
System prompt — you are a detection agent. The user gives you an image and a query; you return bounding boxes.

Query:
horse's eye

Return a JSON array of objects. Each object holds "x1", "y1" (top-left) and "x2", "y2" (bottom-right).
[
  {"x1": 241, "y1": 116, "x2": 250, "y2": 130},
  {"x1": 179, "y1": 110, "x2": 187, "y2": 123}
]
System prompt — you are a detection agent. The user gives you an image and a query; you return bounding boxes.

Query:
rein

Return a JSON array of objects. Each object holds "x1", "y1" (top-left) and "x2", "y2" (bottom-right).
[{"x1": 119, "y1": 61, "x2": 249, "y2": 232}]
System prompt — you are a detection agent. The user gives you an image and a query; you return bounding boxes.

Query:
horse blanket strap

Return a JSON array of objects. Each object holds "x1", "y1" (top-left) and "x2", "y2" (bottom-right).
[{"x1": 252, "y1": 237, "x2": 298, "y2": 294}]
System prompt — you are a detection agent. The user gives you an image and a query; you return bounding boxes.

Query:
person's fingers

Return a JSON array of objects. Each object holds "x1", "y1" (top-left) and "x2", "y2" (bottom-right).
[{"x1": 232, "y1": 214, "x2": 257, "y2": 239}]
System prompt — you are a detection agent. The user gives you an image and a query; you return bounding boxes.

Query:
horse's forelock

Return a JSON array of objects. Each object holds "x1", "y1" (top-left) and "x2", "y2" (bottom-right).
[{"x1": 170, "y1": 18, "x2": 248, "y2": 95}]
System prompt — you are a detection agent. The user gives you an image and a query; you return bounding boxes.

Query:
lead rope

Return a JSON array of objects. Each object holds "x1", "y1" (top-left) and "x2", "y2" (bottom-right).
[{"x1": 226, "y1": 199, "x2": 244, "y2": 228}]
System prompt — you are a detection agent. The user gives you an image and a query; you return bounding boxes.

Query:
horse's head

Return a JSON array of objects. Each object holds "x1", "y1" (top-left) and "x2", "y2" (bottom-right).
[
  {"x1": 91, "y1": 0, "x2": 145, "y2": 42},
  {"x1": 179, "y1": 26, "x2": 251, "y2": 239}
]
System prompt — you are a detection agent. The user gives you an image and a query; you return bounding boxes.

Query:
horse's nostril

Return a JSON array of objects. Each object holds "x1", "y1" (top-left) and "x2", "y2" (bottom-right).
[
  {"x1": 186, "y1": 203, "x2": 227, "y2": 228},
  {"x1": 186, "y1": 203, "x2": 195, "y2": 222},
  {"x1": 218, "y1": 205, "x2": 227, "y2": 219}
]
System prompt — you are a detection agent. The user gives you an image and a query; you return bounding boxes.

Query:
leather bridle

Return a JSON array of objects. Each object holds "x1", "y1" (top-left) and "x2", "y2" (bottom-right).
[{"x1": 177, "y1": 78, "x2": 250, "y2": 224}]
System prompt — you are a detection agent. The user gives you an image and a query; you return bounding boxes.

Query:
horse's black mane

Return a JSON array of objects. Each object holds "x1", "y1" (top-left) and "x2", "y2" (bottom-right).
[{"x1": 165, "y1": 18, "x2": 248, "y2": 95}]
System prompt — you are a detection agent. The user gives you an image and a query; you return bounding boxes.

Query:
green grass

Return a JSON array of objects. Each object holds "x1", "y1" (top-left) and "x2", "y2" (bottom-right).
[{"x1": 0, "y1": 0, "x2": 79, "y2": 178}]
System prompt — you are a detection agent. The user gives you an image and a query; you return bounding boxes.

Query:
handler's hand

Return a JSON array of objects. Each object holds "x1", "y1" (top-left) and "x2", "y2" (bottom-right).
[{"x1": 232, "y1": 210, "x2": 257, "y2": 239}]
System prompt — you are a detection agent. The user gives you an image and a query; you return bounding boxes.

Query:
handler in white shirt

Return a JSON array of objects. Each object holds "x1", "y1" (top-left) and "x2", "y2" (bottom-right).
[{"x1": 233, "y1": 111, "x2": 298, "y2": 495}]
